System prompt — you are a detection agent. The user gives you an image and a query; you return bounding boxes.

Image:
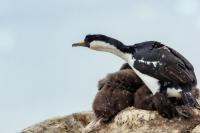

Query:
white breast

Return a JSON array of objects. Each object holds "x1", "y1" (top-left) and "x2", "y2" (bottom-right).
[
  {"x1": 131, "y1": 66, "x2": 160, "y2": 95},
  {"x1": 167, "y1": 88, "x2": 182, "y2": 98},
  {"x1": 125, "y1": 55, "x2": 160, "y2": 95}
]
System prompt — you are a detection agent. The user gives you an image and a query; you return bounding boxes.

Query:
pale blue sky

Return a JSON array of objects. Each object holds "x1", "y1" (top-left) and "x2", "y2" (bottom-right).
[{"x1": 1, "y1": 0, "x2": 200, "y2": 132}]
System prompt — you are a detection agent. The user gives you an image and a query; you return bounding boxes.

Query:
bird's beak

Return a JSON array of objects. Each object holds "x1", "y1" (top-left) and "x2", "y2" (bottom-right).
[{"x1": 72, "y1": 41, "x2": 89, "y2": 47}]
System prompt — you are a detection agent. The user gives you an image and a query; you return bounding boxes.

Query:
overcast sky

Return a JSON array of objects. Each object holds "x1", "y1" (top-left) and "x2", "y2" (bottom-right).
[{"x1": 1, "y1": 0, "x2": 200, "y2": 132}]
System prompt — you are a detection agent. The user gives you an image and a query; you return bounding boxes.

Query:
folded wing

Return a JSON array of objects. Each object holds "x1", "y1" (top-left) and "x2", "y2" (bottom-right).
[{"x1": 132, "y1": 42, "x2": 197, "y2": 86}]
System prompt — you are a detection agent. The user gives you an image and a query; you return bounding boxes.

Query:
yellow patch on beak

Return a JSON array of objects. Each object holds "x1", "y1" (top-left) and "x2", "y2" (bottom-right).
[{"x1": 79, "y1": 40, "x2": 85, "y2": 45}]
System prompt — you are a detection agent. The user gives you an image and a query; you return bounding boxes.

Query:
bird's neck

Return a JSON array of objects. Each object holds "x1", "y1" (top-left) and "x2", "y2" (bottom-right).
[{"x1": 90, "y1": 40, "x2": 133, "y2": 61}]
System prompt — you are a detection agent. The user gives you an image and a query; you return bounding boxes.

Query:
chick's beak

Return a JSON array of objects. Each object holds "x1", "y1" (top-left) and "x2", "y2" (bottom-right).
[{"x1": 72, "y1": 41, "x2": 89, "y2": 47}]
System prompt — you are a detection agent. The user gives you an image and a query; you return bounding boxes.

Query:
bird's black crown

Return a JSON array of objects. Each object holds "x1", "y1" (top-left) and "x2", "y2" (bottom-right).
[{"x1": 84, "y1": 34, "x2": 111, "y2": 43}]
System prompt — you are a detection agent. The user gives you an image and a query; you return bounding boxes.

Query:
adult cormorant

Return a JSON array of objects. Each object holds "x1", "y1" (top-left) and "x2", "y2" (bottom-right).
[{"x1": 72, "y1": 34, "x2": 199, "y2": 109}]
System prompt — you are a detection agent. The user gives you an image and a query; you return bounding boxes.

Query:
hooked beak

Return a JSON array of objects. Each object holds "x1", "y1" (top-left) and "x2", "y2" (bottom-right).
[{"x1": 72, "y1": 41, "x2": 89, "y2": 47}]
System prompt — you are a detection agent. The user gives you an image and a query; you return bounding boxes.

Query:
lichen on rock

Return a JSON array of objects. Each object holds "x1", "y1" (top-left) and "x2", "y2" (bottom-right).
[{"x1": 22, "y1": 107, "x2": 200, "y2": 133}]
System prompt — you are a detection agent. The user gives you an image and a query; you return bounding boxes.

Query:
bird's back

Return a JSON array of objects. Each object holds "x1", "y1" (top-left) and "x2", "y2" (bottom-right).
[{"x1": 132, "y1": 41, "x2": 197, "y2": 86}]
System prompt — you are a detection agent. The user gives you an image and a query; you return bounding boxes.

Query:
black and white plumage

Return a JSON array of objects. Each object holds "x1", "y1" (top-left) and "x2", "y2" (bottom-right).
[
  {"x1": 131, "y1": 41, "x2": 197, "y2": 97},
  {"x1": 72, "y1": 34, "x2": 199, "y2": 108},
  {"x1": 132, "y1": 41, "x2": 196, "y2": 86}
]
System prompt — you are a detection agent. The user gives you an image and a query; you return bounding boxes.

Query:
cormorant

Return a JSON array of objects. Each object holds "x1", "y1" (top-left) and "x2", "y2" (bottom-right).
[{"x1": 72, "y1": 34, "x2": 199, "y2": 109}]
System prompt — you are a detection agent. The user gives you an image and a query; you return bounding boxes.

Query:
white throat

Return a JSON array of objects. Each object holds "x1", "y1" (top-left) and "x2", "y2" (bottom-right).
[{"x1": 90, "y1": 41, "x2": 130, "y2": 61}]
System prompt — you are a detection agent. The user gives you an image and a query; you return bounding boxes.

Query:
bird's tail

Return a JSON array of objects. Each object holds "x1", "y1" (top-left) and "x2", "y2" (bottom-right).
[{"x1": 181, "y1": 92, "x2": 200, "y2": 109}]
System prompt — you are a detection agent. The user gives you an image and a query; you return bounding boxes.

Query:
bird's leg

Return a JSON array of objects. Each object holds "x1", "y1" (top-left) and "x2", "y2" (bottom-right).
[
  {"x1": 134, "y1": 86, "x2": 179, "y2": 117},
  {"x1": 175, "y1": 105, "x2": 193, "y2": 118},
  {"x1": 181, "y1": 91, "x2": 200, "y2": 109},
  {"x1": 152, "y1": 92, "x2": 193, "y2": 118},
  {"x1": 134, "y1": 86, "x2": 178, "y2": 118},
  {"x1": 134, "y1": 89, "x2": 193, "y2": 118}
]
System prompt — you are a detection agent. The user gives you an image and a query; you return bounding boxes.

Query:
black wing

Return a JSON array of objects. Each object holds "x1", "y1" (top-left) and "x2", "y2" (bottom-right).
[{"x1": 132, "y1": 41, "x2": 197, "y2": 86}]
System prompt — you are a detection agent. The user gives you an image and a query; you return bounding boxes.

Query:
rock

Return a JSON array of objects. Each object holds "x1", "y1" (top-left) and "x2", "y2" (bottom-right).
[
  {"x1": 21, "y1": 112, "x2": 95, "y2": 133},
  {"x1": 22, "y1": 107, "x2": 200, "y2": 133},
  {"x1": 193, "y1": 125, "x2": 200, "y2": 133}
]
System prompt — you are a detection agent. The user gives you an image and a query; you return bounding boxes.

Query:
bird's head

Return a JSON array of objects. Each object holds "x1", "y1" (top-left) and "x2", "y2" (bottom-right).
[
  {"x1": 72, "y1": 34, "x2": 133, "y2": 61},
  {"x1": 72, "y1": 34, "x2": 129, "y2": 52}
]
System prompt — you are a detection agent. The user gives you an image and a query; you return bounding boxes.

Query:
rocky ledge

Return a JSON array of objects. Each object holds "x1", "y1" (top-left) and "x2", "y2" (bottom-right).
[{"x1": 22, "y1": 107, "x2": 200, "y2": 133}]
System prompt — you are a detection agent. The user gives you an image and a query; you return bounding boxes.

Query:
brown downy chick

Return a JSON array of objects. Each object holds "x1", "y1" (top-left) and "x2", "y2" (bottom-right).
[
  {"x1": 92, "y1": 86, "x2": 134, "y2": 122},
  {"x1": 93, "y1": 64, "x2": 143, "y2": 122},
  {"x1": 97, "y1": 63, "x2": 142, "y2": 91}
]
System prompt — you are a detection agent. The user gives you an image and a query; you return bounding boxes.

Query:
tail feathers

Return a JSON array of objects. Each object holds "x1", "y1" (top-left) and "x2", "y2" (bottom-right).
[{"x1": 181, "y1": 92, "x2": 200, "y2": 109}]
